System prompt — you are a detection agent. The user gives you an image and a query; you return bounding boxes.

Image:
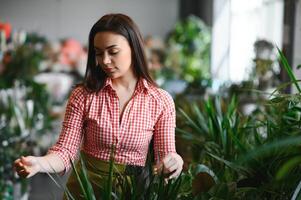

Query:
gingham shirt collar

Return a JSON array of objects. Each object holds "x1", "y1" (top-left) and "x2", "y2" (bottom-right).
[{"x1": 102, "y1": 78, "x2": 151, "y2": 95}]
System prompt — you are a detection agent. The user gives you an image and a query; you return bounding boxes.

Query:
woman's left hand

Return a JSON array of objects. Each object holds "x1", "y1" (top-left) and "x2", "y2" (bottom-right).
[{"x1": 154, "y1": 152, "x2": 183, "y2": 180}]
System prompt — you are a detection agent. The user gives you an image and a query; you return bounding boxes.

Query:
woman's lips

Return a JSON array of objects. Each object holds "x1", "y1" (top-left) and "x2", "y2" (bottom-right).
[{"x1": 104, "y1": 67, "x2": 116, "y2": 73}]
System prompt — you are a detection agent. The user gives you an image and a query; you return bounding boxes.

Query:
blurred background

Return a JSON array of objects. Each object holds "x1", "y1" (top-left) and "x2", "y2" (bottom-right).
[{"x1": 1, "y1": 0, "x2": 301, "y2": 199}]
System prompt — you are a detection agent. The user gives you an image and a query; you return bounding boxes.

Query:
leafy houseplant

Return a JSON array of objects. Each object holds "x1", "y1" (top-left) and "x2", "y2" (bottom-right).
[
  {"x1": 47, "y1": 147, "x2": 193, "y2": 200},
  {"x1": 175, "y1": 49, "x2": 301, "y2": 199},
  {"x1": 164, "y1": 15, "x2": 211, "y2": 91}
]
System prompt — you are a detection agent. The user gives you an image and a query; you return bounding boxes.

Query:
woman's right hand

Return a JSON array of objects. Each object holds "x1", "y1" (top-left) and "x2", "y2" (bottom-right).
[{"x1": 14, "y1": 156, "x2": 41, "y2": 178}]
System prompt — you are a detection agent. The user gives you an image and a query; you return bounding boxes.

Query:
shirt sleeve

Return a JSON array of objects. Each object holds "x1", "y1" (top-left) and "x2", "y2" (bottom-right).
[
  {"x1": 153, "y1": 90, "x2": 176, "y2": 163},
  {"x1": 47, "y1": 86, "x2": 86, "y2": 173}
]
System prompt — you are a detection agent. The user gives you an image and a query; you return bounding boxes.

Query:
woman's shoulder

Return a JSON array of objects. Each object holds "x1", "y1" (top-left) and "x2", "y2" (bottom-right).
[
  {"x1": 71, "y1": 84, "x2": 89, "y2": 95},
  {"x1": 68, "y1": 84, "x2": 91, "y2": 101},
  {"x1": 149, "y1": 86, "x2": 174, "y2": 106}
]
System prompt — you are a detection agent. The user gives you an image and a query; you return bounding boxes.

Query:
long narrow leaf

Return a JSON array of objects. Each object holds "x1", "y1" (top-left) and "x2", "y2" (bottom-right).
[
  {"x1": 169, "y1": 174, "x2": 183, "y2": 199},
  {"x1": 178, "y1": 108, "x2": 203, "y2": 133},
  {"x1": 175, "y1": 127, "x2": 205, "y2": 143},
  {"x1": 42, "y1": 160, "x2": 76, "y2": 200},
  {"x1": 292, "y1": 179, "x2": 301, "y2": 200},
  {"x1": 192, "y1": 103, "x2": 209, "y2": 133},
  {"x1": 276, "y1": 156, "x2": 301, "y2": 180},
  {"x1": 105, "y1": 145, "x2": 116, "y2": 200},
  {"x1": 207, "y1": 152, "x2": 251, "y2": 175},
  {"x1": 238, "y1": 135, "x2": 301, "y2": 164},
  {"x1": 70, "y1": 158, "x2": 90, "y2": 200},
  {"x1": 79, "y1": 158, "x2": 96, "y2": 200},
  {"x1": 269, "y1": 80, "x2": 301, "y2": 98},
  {"x1": 277, "y1": 46, "x2": 301, "y2": 93}
]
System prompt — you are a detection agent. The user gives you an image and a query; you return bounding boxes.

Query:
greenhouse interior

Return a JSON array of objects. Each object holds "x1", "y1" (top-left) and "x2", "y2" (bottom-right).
[{"x1": 1, "y1": 0, "x2": 301, "y2": 199}]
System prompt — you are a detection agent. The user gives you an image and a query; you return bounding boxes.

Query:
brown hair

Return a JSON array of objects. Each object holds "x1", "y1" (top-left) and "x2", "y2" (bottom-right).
[{"x1": 83, "y1": 13, "x2": 156, "y2": 92}]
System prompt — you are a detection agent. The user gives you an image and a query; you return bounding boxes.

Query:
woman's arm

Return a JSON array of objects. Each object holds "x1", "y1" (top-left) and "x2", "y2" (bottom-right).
[
  {"x1": 153, "y1": 89, "x2": 183, "y2": 179},
  {"x1": 14, "y1": 86, "x2": 87, "y2": 178},
  {"x1": 14, "y1": 153, "x2": 65, "y2": 178}
]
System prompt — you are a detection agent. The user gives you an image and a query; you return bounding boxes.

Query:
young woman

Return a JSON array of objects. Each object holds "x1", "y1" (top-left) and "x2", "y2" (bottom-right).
[{"x1": 14, "y1": 13, "x2": 183, "y2": 198}]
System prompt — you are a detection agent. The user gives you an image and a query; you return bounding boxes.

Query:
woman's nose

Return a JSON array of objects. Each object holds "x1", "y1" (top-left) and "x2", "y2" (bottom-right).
[{"x1": 102, "y1": 53, "x2": 111, "y2": 64}]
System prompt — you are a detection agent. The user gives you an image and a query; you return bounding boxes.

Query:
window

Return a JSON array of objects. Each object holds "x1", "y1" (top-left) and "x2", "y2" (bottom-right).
[{"x1": 211, "y1": 0, "x2": 284, "y2": 83}]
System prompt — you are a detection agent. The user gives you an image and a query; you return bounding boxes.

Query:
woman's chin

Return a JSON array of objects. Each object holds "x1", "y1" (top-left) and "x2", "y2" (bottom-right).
[{"x1": 106, "y1": 72, "x2": 120, "y2": 79}]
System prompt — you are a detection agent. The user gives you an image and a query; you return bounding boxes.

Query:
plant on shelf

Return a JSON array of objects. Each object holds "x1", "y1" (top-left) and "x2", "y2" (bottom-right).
[
  {"x1": 251, "y1": 40, "x2": 280, "y2": 90},
  {"x1": 221, "y1": 40, "x2": 281, "y2": 116}
]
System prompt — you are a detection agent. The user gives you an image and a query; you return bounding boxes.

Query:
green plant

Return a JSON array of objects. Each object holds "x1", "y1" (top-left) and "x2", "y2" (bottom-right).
[
  {"x1": 0, "y1": 45, "x2": 45, "y2": 88},
  {"x1": 0, "y1": 82, "x2": 53, "y2": 199},
  {"x1": 0, "y1": 92, "x2": 39, "y2": 199},
  {"x1": 47, "y1": 148, "x2": 193, "y2": 200},
  {"x1": 165, "y1": 15, "x2": 211, "y2": 85},
  {"x1": 175, "y1": 49, "x2": 301, "y2": 199}
]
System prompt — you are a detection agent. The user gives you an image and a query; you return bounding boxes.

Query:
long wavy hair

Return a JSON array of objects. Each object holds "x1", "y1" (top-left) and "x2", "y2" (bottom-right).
[{"x1": 82, "y1": 13, "x2": 156, "y2": 92}]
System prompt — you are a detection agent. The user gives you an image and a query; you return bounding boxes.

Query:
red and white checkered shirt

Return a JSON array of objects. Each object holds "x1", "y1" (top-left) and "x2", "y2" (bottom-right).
[{"x1": 48, "y1": 78, "x2": 176, "y2": 172}]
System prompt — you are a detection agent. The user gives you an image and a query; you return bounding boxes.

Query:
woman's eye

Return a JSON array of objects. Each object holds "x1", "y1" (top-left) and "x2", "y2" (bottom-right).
[
  {"x1": 95, "y1": 52, "x2": 103, "y2": 56},
  {"x1": 109, "y1": 51, "x2": 119, "y2": 55}
]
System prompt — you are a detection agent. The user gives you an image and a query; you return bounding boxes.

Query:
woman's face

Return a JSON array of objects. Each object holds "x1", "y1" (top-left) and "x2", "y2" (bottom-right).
[{"x1": 94, "y1": 31, "x2": 133, "y2": 79}]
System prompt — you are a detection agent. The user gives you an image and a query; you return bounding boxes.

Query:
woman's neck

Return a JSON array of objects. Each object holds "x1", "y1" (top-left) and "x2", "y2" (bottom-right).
[{"x1": 111, "y1": 76, "x2": 138, "y2": 92}]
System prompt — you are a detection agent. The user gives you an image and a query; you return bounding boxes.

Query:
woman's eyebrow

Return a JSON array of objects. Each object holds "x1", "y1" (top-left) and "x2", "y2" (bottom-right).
[{"x1": 94, "y1": 45, "x2": 118, "y2": 50}]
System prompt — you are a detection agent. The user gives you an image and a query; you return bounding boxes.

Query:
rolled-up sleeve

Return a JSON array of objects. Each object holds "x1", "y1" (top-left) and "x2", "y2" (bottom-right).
[
  {"x1": 47, "y1": 86, "x2": 86, "y2": 172},
  {"x1": 153, "y1": 91, "x2": 176, "y2": 163}
]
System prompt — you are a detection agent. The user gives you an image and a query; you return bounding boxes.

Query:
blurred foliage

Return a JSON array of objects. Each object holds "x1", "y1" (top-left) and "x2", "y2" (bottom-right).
[
  {"x1": 24, "y1": 32, "x2": 47, "y2": 45},
  {"x1": 0, "y1": 84, "x2": 54, "y2": 199},
  {"x1": 164, "y1": 15, "x2": 211, "y2": 86},
  {"x1": 0, "y1": 45, "x2": 45, "y2": 88},
  {"x1": 0, "y1": 33, "x2": 53, "y2": 199}
]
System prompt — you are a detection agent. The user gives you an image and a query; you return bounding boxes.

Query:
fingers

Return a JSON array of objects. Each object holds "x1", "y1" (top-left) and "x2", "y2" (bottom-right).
[
  {"x1": 162, "y1": 154, "x2": 178, "y2": 172},
  {"x1": 153, "y1": 161, "x2": 175, "y2": 177},
  {"x1": 161, "y1": 153, "x2": 183, "y2": 180},
  {"x1": 14, "y1": 158, "x2": 21, "y2": 164},
  {"x1": 168, "y1": 166, "x2": 182, "y2": 179},
  {"x1": 164, "y1": 160, "x2": 177, "y2": 171},
  {"x1": 163, "y1": 167, "x2": 182, "y2": 183},
  {"x1": 18, "y1": 168, "x2": 30, "y2": 178},
  {"x1": 14, "y1": 156, "x2": 31, "y2": 178},
  {"x1": 21, "y1": 156, "x2": 32, "y2": 165},
  {"x1": 153, "y1": 162, "x2": 163, "y2": 175},
  {"x1": 14, "y1": 162, "x2": 29, "y2": 178},
  {"x1": 165, "y1": 163, "x2": 178, "y2": 174},
  {"x1": 14, "y1": 161, "x2": 25, "y2": 171},
  {"x1": 163, "y1": 163, "x2": 179, "y2": 180}
]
